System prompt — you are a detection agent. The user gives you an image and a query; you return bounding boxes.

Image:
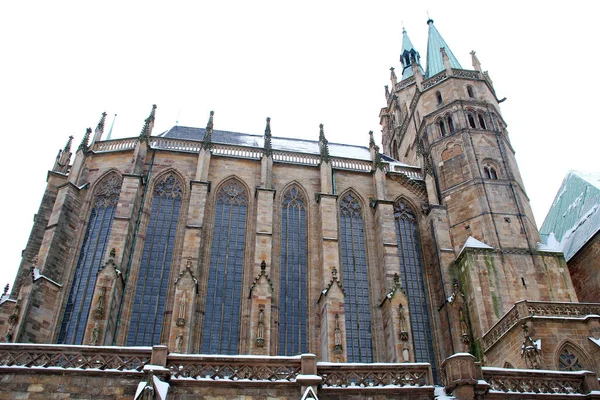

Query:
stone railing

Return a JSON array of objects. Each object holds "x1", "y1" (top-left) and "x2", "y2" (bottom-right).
[
  {"x1": 481, "y1": 300, "x2": 600, "y2": 352},
  {"x1": 0, "y1": 343, "x2": 151, "y2": 371},
  {"x1": 392, "y1": 165, "x2": 423, "y2": 180},
  {"x1": 452, "y1": 69, "x2": 481, "y2": 80},
  {"x1": 211, "y1": 143, "x2": 263, "y2": 159},
  {"x1": 92, "y1": 138, "x2": 138, "y2": 153},
  {"x1": 167, "y1": 353, "x2": 302, "y2": 382},
  {"x1": 317, "y1": 361, "x2": 432, "y2": 388},
  {"x1": 482, "y1": 367, "x2": 596, "y2": 396},
  {"x1": 273, "y1": 150, "x2": 320, "y2": 166},
  {"x1": 150, "y1": 137, "x2": 202, "y2": 152},
  {"x1": 395, "y1": 75, "x2": 416, "y2": 91},
  {"x1": 331, "y1": 157, "x2": 373, "y2": 172},
  {"x1": 421, "y1": 71, "x2": 448, "y2": 90}
]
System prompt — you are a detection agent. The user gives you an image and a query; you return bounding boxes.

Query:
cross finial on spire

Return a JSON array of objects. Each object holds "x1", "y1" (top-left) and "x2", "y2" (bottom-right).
[
  {"x1": 78, "y1": 128, "x2": 92, "y2": 152},
  {"x1": 263, "y1": 117, "x2": 272, "y2": 157},
  {"x1": 201, "y1": 111, "x2": 214, "y2": 150}
]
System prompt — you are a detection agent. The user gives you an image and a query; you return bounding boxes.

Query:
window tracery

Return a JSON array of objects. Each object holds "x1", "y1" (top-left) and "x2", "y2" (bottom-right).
[
  {"x1": 58, "y1": 173, "x2": 122, "y2": 344},
  {"x1": 339, "y1": 192, "x2": 372, "y2": 362},
  {"x1": 126, "y1": 173, "x2": 183, "y2": 346},
  {"x1": 201, "y1": 179, "x2": 248, "y2": 354},
  {"x1": 279, "y1": 186, "x2": 307, "y2": 355},
  {"x1": 558, "y1": 345, "x2": 585, "y2": 371}
]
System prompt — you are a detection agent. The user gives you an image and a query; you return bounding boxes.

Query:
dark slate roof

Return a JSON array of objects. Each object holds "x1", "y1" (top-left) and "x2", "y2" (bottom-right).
[
  {"x1": 540, "y1": 171, "x2": 600, "y2": 261},
  {"x1": 159, "y1": 125, "x2": 400, "y2": 163}
]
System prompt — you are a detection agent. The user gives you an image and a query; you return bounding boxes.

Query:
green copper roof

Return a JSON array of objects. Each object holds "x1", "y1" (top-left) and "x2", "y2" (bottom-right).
[
  {"x1": 540, "y1": 171, "x2": 600, "y2": 261},
  {"x1": 425, "y1": 19, "x2": 462, "y2": 78},
  {"x1": 400, "y1": 28, "x2": 424, "y2": 80}
]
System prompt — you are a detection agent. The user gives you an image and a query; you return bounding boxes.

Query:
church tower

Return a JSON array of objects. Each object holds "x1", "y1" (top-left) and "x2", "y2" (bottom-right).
[{"x1": 380, "y1": 20, "x2": 578, "y2": 348}]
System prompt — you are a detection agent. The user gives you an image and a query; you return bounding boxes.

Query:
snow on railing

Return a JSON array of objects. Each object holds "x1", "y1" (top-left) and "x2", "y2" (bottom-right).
[
  {"x1": 211, "y1": 143, "x2": 263, "y2": 159},
  {"x1": 92, "y1": 138, "x2": 138, "y2": 152},
  {"x1": 272, "y1": 150, "x2": 320, "y2": 166},
  {"x1": 150, "y1": 137, "x2": 202, "y2": 152},
  {"x1": 482, "y1": 367, "x2": 589, "y2": 395},
  {"x1": 392, "y1": 165, "x2": 423, "y2": 180},
  {"x1": 481, "y1": 300, "x2": 600, "y2": 352},
  {"x1": 0, "y1": 343, "x2": 151, "y2": 371},
  {"x1": 167, "y1": 353, "x2": 302, "y2": 382},
  {"x1": 317, "y1": 361, "x2": 432, "y2": 388},
  {"x1": 331, "y1": 157, "x2": 372, "y2": 172}
]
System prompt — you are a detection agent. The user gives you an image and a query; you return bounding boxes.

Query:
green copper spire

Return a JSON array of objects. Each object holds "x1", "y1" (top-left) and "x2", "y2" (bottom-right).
[
  {"x1": 400, "y1": 27, "x2": 424, "y2": 80},
  {"x1": 425, "y1": 19, "x2": 462, "y2": 77}
]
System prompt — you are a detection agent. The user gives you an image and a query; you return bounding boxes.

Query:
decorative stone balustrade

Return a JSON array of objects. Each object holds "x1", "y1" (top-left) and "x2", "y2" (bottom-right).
[
  {"x1": 92, "y1": 138, "x2": 138, "y2": 153},
  {"x1": 167, "y1": 354, "x2": 302, "y2": 382},
  {"x1": 452, "y1": 69, "x2": 480, "y2": 80},
  {"x1": 0, "y1": 343, "x2": 151, "y2": 371},
  {"x1": 331, "y1": 157, "x2": 373, "y2": 172},
  {"x1": 482, "y1": 367, "x2": 599, "y2": 396},
  {"x1": 481, "y1": 300, "x2": 600, "y2": 352},
  {"x1": 317, "y1": 361, "x2": 432, "y2": 388},
  {"x1": 150, "y1": 137, "x2": 202, "y2": 152},
  {"x1": 395, "y1": 76, "x2": 416, "y2": 91},
  {"x1": 421, "y1": 72, "x2": 448, "y2": 90}
]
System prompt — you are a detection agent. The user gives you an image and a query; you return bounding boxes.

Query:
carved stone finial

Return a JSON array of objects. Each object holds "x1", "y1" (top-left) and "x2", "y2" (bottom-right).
[
  {"x1": 201, "y1": 111, "x2": 214, "y2": 150},
  {"x1": 319, "y1": 124, "x2": 330, "y2": 163},
  {"x1": 470, "y1": 50, "x2": 482, "y2": 72},
  {"x1": 331, "y1": 266, "x2": 338, "y2": 279},
  {"x1": 138, "y1": 104, "x2": 157, "y2": 142},
  {"x1": 393, "y1": 273, "x2": 400, "y2": 286},
  {"x1": 261, "y1": 260, "x2": 267, "y2": 272},
  {"x1": 78, "y1": 127, "x2": 92, "y2": 152},
  {"x1": 95, "y1": 112, "x2": 107, "y2": 136},
  {"x1": 64, "y1": 135, "x2": 74, "y2": 152},
  {"x1": 263, "y1": 117, "x2": 272, "y2": 157},
  {"x1": 368, "y1": 130, "x2": 376, "y2": 148},
  {"x1": 110, "y1": 248, "x2": 116, "y2": 259}
]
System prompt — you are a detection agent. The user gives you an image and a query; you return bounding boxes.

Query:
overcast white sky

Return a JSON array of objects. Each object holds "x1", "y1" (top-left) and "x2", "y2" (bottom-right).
[{"x1": 1, "y1": 1, "x2": 598, "y2": 289}]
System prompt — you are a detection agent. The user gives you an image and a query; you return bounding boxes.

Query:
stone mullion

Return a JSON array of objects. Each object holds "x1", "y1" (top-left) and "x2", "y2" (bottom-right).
[
  {"x1": 173, "y1": 180, "x2": 209, "y2": 352},
  {"x1": 249, "y1": 188, "x2": 274, "y2": 355},
  {"x1": 84, "y1": 174, "x2": 142, "y2": 346},
  {"x1": 316, "y1": 194, "x2": 346, "y2": 362}
]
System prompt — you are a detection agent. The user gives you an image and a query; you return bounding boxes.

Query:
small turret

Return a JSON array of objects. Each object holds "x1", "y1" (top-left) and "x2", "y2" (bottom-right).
[
  {"x1": 263, "y1": 117, "x2": 272, "y2": 157},
  {"x1": 201, "y1": 111, "x2": 214, "y2": 151},
  {"x1": 318, "y1": 123, "x2": 330, "y2": 163},
  {"x1": 78, "y1": 128, "x2": 92, "y2": 152},
  {"x1": 399, "y1": 27, "x2": 424, "y2": 80},
  {"x1": 53, "y1": 135, "x2": 73, "y2": 174},
  {"x1": 91, "y1": 112, "x2": 107, "y2": 146},
  {"x1": 138, "y1": 104, "x2": 157, "y2": 143}
]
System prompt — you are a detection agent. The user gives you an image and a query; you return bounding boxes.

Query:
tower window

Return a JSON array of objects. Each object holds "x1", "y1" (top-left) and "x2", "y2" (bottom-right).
[
  {"x1": 339, "y1": 192, "x2": 373, "y2": 362},
  {"x1": 201, "y1": 180, "x2": 248, "y2": 354},
  {"x1": 478, "y1": 114, "x2": 487, "y2": 130},
  {"x1": 467, "y1": 86, "x2": 474, "y2": 98},
  {"x1": 279, "y1": 186, "x2": 308, "y2": 355},
  {"x1": 127, "y1": 174, "x2": 183, "y2": 346},
  {"x1": 467, "y1": 113, "x2": 476, "y2": 129},
  {"x1": 436, "y1": 91, "x2": 443, "y2": 105},
  {"x1": 483, "y1": 167, "x2": 491, "y2": 179},
  {"x1": 438, "y1": 120, "x2": 447, "y2": 137},
  {"x1": 447, "y1": 116, "x2": 455, "y2": 133},
  {"x1": 490, "y1": 167, "x2": 498, "y2": 179}
]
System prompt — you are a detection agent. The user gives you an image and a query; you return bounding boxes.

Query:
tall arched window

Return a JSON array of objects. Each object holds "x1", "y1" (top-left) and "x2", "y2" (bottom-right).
[
  {"x1": 478, "y1": 114, "x2": 487, "y2": 130},
  {"x1": 201, "y1": 180, "x2": 248, "y2": 354},
  {"x1": 126, "y1": 174, "x2": 183, "y2": 346},
  {"x1": 483, "y1": 167, "x2": 491, "y2": 179},
  {"x1": 393, "y1": 200, "x2": 437, "y2": 376},
  {"x1": 279, "y1": 186, "x2": 307, "y2": 355},
  {"x1": 447, "y1": 116, "x2": 455, "y2": 133},
  {"x1": 438, "y1": 120, "x2": 447, "y2": 137},
  {"x1": 467, "y1": 86, "x2": 474, "y2": 98},
  {"x1": 58, "y1": 173, "x2": 122, "y2": 344},
  {"x1": 436, "y1": 91, "x2": 443, "y2": 105},
  {"x1": 467, "y1": 113, "x2": 477, "y2": 129},
  {"x1": 339, "y1": 192, "x2": 372, "y2": 362}
]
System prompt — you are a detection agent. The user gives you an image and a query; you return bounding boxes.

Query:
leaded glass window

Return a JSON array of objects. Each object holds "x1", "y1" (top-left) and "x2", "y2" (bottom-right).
[
  {"x1": 201, "y1": 180, "x2": 248, "y2": 354},
  {"x1": 339, "y1": 192, "x2": 373, "y2": 362},
  {"x1": 279, "y1": 186, "x2": 307, "y2": 355},
  {"x1": 558, "y1": 347, "x2": 584, "y2": 371},
  {"x1": 394, "y1": 200, "x2": 437, "y2": 376},
  {"x1": 58, "y1": 173, "x2": 122, "y2": 344},
  {"x1": 126, "y1": 174, "x2": 183, "y2": 346}
]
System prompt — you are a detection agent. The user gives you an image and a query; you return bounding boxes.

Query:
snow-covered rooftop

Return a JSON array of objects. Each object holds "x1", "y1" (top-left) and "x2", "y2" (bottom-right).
[
  {"x1": 458, "y1": 236, "x2": 493, "y2": 258},
  {"x1": 540, "y1": 171, "x2": 600, "y2": 261}
]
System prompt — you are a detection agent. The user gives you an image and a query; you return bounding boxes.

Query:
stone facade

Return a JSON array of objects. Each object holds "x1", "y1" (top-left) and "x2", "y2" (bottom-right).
[{"x1": 1, "y1": 20, "x2": 600, "y2": 400}]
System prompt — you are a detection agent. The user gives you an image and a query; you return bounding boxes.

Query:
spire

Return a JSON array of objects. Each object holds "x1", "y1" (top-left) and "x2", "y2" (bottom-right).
[
  {"x1": 91, "y1": 112, "x2": 107, "y2": 145},
  {"x1": 399, "y1": 27, "x2": 424, "y2": 80},
  {"x1": 369, "y1": 130, "x2": 376, "y2": 148},
  {"x1": 426, "y1": 19, "x2": 462, "y2": 77},
  {"x1": 263, "y1": 117, "x2": 272, "y2": 157},
  {"x1": 106, "y1": 114, "x2": 117, "y2": 140},
  {"x1": 53, "y1": 135, "x2": 73, "y2": 173},
  {"x1": 201, "y1": 111, "x2": 214, "y2": 151},
  {"x1": 78, "y1": 128, "x2": 92, "y2": 152},
  {"x1": 138, "y1": 104, "x2": 157, "y2": 142},
  {"x1": 318, "y1": 123, "x2": 330, "y2": 163}
]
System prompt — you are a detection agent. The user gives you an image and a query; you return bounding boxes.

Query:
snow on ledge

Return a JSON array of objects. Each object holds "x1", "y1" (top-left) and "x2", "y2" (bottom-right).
[
  {"x1": 458, "y1": 236, "x2": 493, "y2": 258},
  {"x1": 589, "y1": 337, "x2": 600, "y2": 348}
]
